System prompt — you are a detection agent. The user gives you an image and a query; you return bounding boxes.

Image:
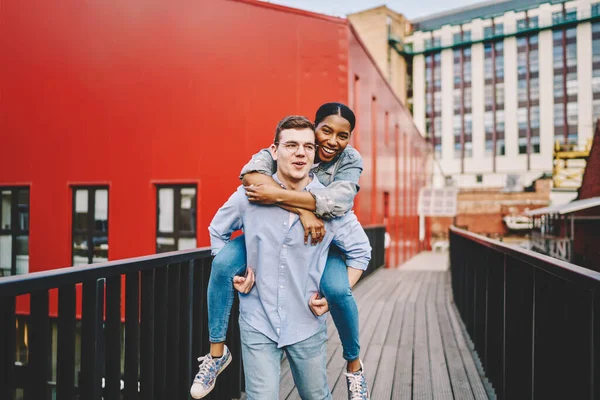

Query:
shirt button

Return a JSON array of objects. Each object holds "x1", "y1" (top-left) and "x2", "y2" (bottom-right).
[
  {"x1": 282, "y1": 244, "x2": 286, "y2": 248},
  {"x1": 284, "y1": 222, "x2": 287, "y2": 225},
  {"x1": 276, "y1": 328, "x2": 280, "y2": 333},
  {"x1": 280, "y1": 285, "x2": 283, "y2": 289}
]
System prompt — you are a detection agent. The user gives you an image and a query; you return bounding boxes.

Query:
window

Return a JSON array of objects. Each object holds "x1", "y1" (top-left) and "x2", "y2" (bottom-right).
[
  {"x1": 496, "y1": 139, "x2": 506, "y2": 156},
  {"x1": 0, "y1": 188, "x2": 29, "y2": 276},
  {"x1": 518, "y1": 107, "x2": 528, "y2": 132},
  {"x1": 156, "y1": 185, "x2": 197, "y2": 253},
  {"x1": 529, "y1": 17, "x2": 539, "y2": 28},
  {"x1": 519, "y1": 137, "x2": 528, "y2": 154},
  {"x1": 476, "y1": 174, "x2": 483, "y2": 183},
  {"x1": 495, "y1": 24, "x2": 504, "y2": 35},
  {"x1": 496, "y1": 83, "x2": 505, "y2": 106},
  {"x1": 484, "y1": 26, "x2": 494, "y2": 38},
  {"x1": 72, "y1": 187, "x2": 109, "y2": 266}
]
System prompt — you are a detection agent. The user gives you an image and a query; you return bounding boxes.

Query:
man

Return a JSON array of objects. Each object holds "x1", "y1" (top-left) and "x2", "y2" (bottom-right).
[{"x1": 198, "y1": 116, "x2": 371, "y2": 399}]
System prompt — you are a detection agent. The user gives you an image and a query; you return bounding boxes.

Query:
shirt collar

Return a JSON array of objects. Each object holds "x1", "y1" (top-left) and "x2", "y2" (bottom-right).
[{"x1": 272, "y1": 172, "x2": 319, "y2": 191}]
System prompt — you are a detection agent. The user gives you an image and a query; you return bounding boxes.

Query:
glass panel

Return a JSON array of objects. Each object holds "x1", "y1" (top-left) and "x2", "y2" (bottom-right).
[
  {"x1": 17, "y1": 190, "x2": 29, "y2": 232},
  {"x1": 15, "y1": 235, "x2": 28, "y2": 274},
  {"x1": 158, "y1": 188, "x2": 174, "y2": 233},
  {"x1": 94, "y1": 189, "x2": 108, "y2": 233},
  {"x1": 74, "y1": 190, "x2": 89, "y2": 231},
  {"x1": 156, "y1": 237, "x2": 176, "y2": 253},
  {"x1": 179, "y1": 188, "x2": 196, "y2": 234},
  {"x1": 1, "y1": 191, "x2": 11, "y2": 230},
  {"x1": 72, "y1": 233, "x2": 89, "y2": 266},
  {"x1": 92, "y1": 235, "x2": 108, "y2": 263},
  {"x1": 0, "y1": 235, "x2": 12, "y2": 276},
  {"x1": 178, "y1": 237, "x2": 197, "y2": 251}
]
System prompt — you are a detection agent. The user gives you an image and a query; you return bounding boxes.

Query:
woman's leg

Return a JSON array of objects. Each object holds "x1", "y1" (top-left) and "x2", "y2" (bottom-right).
[
  {"x1": 319, "y1": 245, "x2": 360, "y2": 363},
  {"x1": 207, "y1": 235, "x2": 247, "y2": 345}
]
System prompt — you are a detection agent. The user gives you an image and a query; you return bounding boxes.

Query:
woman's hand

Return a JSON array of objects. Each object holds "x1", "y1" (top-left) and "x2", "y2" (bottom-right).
[
  {"x1": 244, "y1": 184, "x2": 283, "y2": 205},
  {"x1": 298, "y1": 209, "x2": 325, "y2": 245},
  {"x1": 308, "y1": 293, "x2": 329, "y2": 316},
  {"x1": 233, "y1": 267, "x2": 255, "y2": 294}
]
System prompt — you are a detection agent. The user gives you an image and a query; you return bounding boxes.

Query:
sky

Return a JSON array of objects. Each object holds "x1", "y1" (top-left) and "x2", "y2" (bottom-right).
[{"x1": 258, "y1": 0, "x2": 486, "y2": 19}]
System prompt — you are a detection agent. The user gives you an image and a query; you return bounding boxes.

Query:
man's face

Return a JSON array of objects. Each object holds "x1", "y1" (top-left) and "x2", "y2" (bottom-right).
[{"x1": 271, "y1": 128, "x2": 316, "y2": 183}]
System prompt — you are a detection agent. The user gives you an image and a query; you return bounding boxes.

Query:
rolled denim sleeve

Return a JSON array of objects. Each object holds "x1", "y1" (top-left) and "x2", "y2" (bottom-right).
[
  {"x1": 309, "y1": 149, "x2": 363, "y2": 219},
  {"x1": 208, "y1": 188, "x2": 245, "y2": 256},
  {"x1": 239, "y1": 148, "x2": 276, "y2": 180},
  {"x1": 331, "y1": 212, "x2": 371, "y2": 271}
]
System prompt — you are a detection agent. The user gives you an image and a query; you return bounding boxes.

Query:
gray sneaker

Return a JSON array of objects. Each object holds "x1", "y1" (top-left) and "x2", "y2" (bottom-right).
[
  {"x1": 190, "y1": 345, "x2": 232, "y2": 399},
  {"x1": 344, "y1": 360, "x2": 370, "y2": 400}
]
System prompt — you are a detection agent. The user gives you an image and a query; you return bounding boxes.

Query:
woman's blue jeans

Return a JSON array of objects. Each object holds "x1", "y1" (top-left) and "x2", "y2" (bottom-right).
[{"x1": 207, "y1": 235, "x2": 361, "y2": 361}]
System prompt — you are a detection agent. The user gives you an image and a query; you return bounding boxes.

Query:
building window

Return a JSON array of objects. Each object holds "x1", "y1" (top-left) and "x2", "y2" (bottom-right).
[
  {"x1": 156, "y1": 185, "x2": 197, "y2": 253},
  {"x1": 0, "y1": 188, "x2": 29, "y2": 276},
  {"x1": 554, "y1": 26, "x2": 578, "y2": 147},
  {"x1": 476, "y1": 174, "x2": 483, "y2": 183},
  {"x1": 593, "y1": 23, "x2": 600, "y2": 122},
  {"x1": 484, "y1": 26, "x2": 494, "y2": 39},
  {"x1": 72, "y1": 187, "x2": 109, "y2": 266}
]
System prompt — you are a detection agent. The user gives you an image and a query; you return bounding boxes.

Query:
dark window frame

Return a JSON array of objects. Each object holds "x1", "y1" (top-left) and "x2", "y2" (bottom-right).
[
  {"x1": 155, "y1": 184, "x2": 197, "y2": 253},
  {"x1": 71, "y1": 186, "x2": 109, "y2": 265},
  {"x1": 0, "y1": 186, "x2": 30, "y2": 276}
]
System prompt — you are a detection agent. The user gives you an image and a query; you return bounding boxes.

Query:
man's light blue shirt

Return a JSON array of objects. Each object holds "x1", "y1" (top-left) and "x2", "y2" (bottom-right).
[{"x1": 209, "y1": 174, "x2": 371, "y2": 347}]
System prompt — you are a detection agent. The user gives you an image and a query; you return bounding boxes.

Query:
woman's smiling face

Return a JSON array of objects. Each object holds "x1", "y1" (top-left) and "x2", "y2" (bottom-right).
[{"x1": 315, "y1": 114, "x2": 352, "y2": 163}]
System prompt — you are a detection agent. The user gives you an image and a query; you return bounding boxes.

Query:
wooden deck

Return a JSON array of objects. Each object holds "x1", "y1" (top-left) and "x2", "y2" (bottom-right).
[{"x1": 278, "y1": 252, "x2": 492, "y2": 400}]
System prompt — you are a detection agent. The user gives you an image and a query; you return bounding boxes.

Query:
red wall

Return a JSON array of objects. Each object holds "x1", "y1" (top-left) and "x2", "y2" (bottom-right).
[
  {"x1": 0, "y1": 0, "x2": 430, "y2": 312},
  {"x1": 347, "y1": 26, "x2": 430, "y2": 267}
]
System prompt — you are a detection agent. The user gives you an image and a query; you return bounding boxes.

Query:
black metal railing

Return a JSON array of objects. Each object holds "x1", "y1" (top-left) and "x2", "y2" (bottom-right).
[
  {"x1": 0, "y1": 226, "x2": 385, "y2": 400},
  {"x1": 361, "y1": 224, "x2": 386, "y2": 279},
  {"x1": 0, "y1": 249, "x2": 243, "y2": 400},
  {"x1": 450, "y1": 226, "x2": 600, "y2": 400}
]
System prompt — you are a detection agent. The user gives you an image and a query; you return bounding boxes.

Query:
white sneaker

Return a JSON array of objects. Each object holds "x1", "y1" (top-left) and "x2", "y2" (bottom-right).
[
  {"x1": 190, "y1": 345, "x2": 232, "y2": 399},
  {"x1": 344, "y1": 360, "x2": 370, "y2": 400}
]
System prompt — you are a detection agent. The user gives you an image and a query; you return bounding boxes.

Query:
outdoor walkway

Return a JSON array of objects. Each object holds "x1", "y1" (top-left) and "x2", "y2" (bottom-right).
[{"x1": 278, "y1": 252, "x2": 492, "y2": 400}]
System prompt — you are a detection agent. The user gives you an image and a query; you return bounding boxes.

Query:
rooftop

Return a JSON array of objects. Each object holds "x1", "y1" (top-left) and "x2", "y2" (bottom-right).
[{"x1": 412, "y1": 0, "x2": 566, "y2": 32}]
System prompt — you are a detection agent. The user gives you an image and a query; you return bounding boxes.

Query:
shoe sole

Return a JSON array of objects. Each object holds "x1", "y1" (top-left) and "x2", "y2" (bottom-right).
[{"x1": 190, "y1": 355, "x2": 233, "y2": 399}]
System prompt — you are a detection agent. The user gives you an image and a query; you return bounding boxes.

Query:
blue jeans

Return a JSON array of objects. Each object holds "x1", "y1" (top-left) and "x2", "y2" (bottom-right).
[
  {"x1": 207, "y1": 235, "x2": 361, "y2": 360},
  {"x1": 239, "y1": 317, "x2": 331, "y2": 400}
]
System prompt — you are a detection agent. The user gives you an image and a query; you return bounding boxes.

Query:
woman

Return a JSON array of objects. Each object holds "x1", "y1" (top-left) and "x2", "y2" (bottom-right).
[{"x1": 191, "y1": 103, "x2": 370, "y2": 400}]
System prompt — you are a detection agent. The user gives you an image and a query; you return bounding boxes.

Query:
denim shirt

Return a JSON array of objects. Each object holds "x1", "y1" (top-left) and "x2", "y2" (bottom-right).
[
  {"x1": 239, "y1": 145, "x2": 363, "y2": 219},
  {"x1": 208, "y1": 175, "x2": 371, "y2": 347}
]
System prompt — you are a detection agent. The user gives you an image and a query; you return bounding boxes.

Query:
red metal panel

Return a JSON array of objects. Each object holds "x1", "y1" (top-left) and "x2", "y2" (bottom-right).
[
  {"x1": 0, "y1": 0, "x2": 431, "y2": 318},
  {"x1": 0, "y1": 0, "x2": 349, "y2": 314}
]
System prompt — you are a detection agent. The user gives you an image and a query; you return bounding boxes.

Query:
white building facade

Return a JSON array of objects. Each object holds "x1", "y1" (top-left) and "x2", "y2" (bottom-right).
[{"x1": 403, "y1": 0, "x2": 600, "y2": 192}]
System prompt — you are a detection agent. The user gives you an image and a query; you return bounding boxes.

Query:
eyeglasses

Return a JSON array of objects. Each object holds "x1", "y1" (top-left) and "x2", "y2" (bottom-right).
[{"x1": 276, "y1": 141, "x2": 317, "y2": 154}]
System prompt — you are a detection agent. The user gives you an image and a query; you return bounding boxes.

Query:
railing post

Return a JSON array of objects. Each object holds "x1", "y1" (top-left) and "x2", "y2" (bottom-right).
[
  {"x1": 179, "y1": 260, "x2": 194, "y2": 399},
  {"x1": 80, "y1": 279, "x2": 104, "y2": 400},
  {"x1": 140, "y1": 269, "x2": 156, "y2": 400},
  {"x1": 124, "y1": 271, "x2": 140, "y2": 400},
  {"x1": 166, "y1": 264, "x2": 181, "y2": 398},
  {"x1": 0, "y1": 296, "x2": 16, "y2": 400},
  {"x1": 105, "y1": 276, "x2": 122, "y2": 400},
  {"x1": 57, "y1": 285, "x2": 76, "y2": 400}
]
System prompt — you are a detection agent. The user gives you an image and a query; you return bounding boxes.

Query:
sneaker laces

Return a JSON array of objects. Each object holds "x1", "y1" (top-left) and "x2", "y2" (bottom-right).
[
  {"x1": 195, "y1": 355, "x2": 216, "y2": 383},
  {"x1": 345, "y1": 371, "x2": 367, "y2": 400}
]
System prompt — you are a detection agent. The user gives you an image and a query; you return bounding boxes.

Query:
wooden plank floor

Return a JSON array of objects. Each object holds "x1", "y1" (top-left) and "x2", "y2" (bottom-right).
[{"x1": 276, "y1": 253, "x2": 491, "y2": 400}]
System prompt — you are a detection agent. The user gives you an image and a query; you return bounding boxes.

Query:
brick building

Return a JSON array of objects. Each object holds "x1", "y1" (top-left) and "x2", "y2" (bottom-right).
[{"x1": 430, "y1": 176, "x2": 551, "y2": 240}]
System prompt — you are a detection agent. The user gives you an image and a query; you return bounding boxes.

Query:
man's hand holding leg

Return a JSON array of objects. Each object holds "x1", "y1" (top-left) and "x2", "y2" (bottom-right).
[{"x1": 233, "y1": 267, "x2": 255, "y2": 294}]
